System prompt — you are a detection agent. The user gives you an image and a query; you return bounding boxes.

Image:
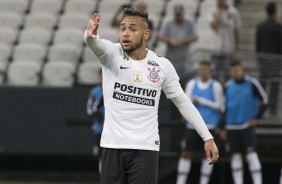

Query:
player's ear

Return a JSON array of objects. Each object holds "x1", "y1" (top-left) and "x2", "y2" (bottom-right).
[{"x1": 144, "y1": 29, "x2": 150, "y2": 41}]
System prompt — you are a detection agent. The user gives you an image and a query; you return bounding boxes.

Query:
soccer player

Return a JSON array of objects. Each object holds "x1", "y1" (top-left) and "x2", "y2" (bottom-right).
[
  {"x1": 223, "y1": 61, "x2": 268, "y2": 184},
  {"x1": 84, "y1": 9, "x2": 219, "y2": 184},
  {"x1": 176, "y1": 61, "x2": 224, "y2": 184},
  {"x1": 86, "y1": 68, "x2": 104, "y2": 172}
]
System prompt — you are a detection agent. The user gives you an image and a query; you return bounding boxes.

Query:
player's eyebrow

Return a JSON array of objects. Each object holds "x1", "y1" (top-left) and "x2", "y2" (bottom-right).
[{"x1": 120, "y1": 22, "x2": 138, "y2": 27}]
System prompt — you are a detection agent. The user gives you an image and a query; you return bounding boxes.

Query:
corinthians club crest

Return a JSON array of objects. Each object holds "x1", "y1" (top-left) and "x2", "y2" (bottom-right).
[{"x1": 147, "y1": 67, "x2": 160, "y2": 83}]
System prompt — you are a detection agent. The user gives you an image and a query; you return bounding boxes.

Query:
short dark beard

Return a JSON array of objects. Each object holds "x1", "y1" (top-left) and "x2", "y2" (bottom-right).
[{"x1": 121, "y1": 35, "x2": 144, "y2": 53}]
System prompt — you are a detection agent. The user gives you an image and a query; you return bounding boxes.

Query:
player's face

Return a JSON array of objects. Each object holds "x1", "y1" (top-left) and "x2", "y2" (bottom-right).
[
  {"x1": 119, "y1": 16, "x2": 150, "y2": 53},
  {"x1": 229, "y1": 65, "x2": 244, "y2": 80},
  {"x1": 198, "y1": 64, "x2": 211, "y2": 81}
]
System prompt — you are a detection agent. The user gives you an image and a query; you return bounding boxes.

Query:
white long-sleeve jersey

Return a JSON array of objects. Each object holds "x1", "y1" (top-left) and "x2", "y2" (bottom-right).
[{"x1": 84, "y1": 32, "x2": 213, "y2": 151}]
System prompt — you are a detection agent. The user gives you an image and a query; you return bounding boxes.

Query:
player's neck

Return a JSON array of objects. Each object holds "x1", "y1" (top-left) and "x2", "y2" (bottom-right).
[
  {"x1": 127, "y1": 46, "x2": 148, "y2": 61},
  {"x1": 200, "y1": 78, "x2": 210, "y2": 83}
]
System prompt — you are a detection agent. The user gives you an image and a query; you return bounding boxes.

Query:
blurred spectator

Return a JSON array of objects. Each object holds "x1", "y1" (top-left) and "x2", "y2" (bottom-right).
[
  {"x1": 158, "y1": 4, "x2": 198, "y2": 79},
  {"x1": 111, "y1": 0, "x2": 155, "y2": 48},
  {"x1": 176, "y1": 61, "x2": 224, "y2": 184},
  {"x1": 256, "y1": 2, "x2": 282, "y2": 115},
  {"x1": 209, "y1": 0, "x2": 241, "y2": 82},
  {"x1": 86, "y1": 69, "x2": 104, "y2": 173},
  {"x1": 222, "y1": 61, "x2": 268, "y2": 184}
]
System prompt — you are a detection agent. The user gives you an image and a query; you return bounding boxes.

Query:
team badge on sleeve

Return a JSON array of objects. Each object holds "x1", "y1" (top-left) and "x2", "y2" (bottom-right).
[
  {"x1": 133, "y1": 70, "x2": 142, "y2": 83},
  {"x1": 147, "y1": 67, "x2": 160, "y2": 83}
]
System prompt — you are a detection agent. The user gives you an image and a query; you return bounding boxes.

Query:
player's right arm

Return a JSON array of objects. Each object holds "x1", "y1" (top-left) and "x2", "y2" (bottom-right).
[{"x1": 84, "y1": 13, "x2": 118, "y2": 67}]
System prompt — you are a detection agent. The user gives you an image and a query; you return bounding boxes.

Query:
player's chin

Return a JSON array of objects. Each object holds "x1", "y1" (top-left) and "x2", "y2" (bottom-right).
[{"x1": 122, "y1": 45, "x2": 134, "y2": 52}]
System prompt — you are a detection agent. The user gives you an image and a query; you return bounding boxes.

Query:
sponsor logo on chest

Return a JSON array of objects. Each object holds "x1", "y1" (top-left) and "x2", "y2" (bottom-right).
[{"x1": 147, "y1": 60, "x2": 159, "y2": 66}]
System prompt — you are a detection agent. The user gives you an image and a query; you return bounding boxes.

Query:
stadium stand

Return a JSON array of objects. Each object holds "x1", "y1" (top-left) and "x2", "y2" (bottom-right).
[
  {"x1": 7, "y1": 60, "x2": 41, "y2": 86},
  {"x1": 0, "y1": 61, "x2": 5, "y2": 85},
  {"x1": 48, "y1": 44, "x2": 81, "y2": 66},
  {"x1": 83, "y1": 47, "x2": 99, "y2": 63},
  {"x1": 58, "y1": 13, "x2": 89, "y2": 30},
  {"x1": 98, "y1": 28, "x2": 119, "y2": 43},
  {"x1": 77, "y1": 62, "x2": 102, "y2": 85},
  {"x1": 42, "y1": 61, "x2": 76, "y2": 87},
  {"x1": 19, "y1": 28, "x2": 53, "y2": 46},
  {"x1": 0, "y1": 0, "x2": 30, "y2": 15},
  {"x1": 53, "y1": 28, "x2": 85, "y2": 47},
  {"x1": 30, "y1": 0, "x2": 64, "y2": 15},
  {"x1": 0, "y1": 44, "x2": 13, "y2": 64},
  {"x1": 0, "y1": 28, "x2": 18, "y2": 47},
  {"x1": 64, "y1": 0, "x2": 96, "y2": 16},
  {"x1": 24, "y1": 13, "x2": 58, "y2": 31},
  {"x1": 0, "y1": 12, "x2": 24, "y2": 30},
  {"x1": 13, "y1": 43, "x2": 47, "y2": 64}
]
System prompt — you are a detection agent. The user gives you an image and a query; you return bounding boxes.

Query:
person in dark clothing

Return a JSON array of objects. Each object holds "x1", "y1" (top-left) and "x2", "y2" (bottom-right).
[
  {"x1": 86, "y1": 69, "x2": 104, "y2": 172},
  {"x1": 256, "y1": 2, "x2": 282, "y2": 115},
  {"x1": 221, "y1": 60, "x2": 268, "y2": 184}
]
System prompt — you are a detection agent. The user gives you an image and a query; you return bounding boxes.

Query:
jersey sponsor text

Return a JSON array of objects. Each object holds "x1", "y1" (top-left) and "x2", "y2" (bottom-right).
[{"x1": 114, "y1": 82, "x2": 157, "y2": 97}]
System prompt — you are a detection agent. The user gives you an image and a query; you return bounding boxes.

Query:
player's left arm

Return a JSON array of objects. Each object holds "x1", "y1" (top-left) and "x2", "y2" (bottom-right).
[{"x1": 252, "y1": 78, "x2": 268, "y2": 119}]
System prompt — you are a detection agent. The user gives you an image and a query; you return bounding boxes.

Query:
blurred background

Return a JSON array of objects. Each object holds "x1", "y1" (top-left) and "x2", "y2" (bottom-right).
[{"x1": 0, "y1": 0, "x2": 281, "y2": 183}]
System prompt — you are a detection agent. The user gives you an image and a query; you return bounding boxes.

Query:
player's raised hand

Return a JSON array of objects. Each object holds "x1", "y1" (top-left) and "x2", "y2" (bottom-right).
[
  {"x1": 87, "y1": 13, "x2": 101, "y2": 39},
  {"x1": 204, "y1": 139, "x2": 219, "y2": 165}
]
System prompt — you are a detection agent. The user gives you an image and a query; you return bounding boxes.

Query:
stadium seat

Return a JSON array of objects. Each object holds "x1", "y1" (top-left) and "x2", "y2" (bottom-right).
[
  {"x1": 42, "y1": 61, "x2": 76, "y2": 87},
  {"x1": 0, "y1": 0, "x2": 30, "y2": 15},
  {"x1": 0, "y1": 44, "x2": 12, "y2": 63},
  {"x1": 24, "y1": 13, "x2": 57, "y2": 31},
  {"x1": 100, "y1": 0, "x2": 129, "y2": 14},
  {"x1": 48, "y1": 44, "x2": 82, "y2": 65},
  {"x1": 59, "y1": 13, "x2": 89, "y2": 30},
  {"x1": 0, "y1": 13, "x2": 23, "y2": 30},
  {"x1": 30, "y1": 0, "x2": 64, "y2": 14},
  {"x1": 83, "y1": 47, "x2": 100, "y2": 63},
  {"x1": 98, "y1": 28, "x2": 119, "y2": 43},
  {"x1": 0, "y1": 28, "x2": 18, "y2": 47},
  {"x1": 98, "y1": 13, "x2": 116, "y2": 29},
  {"x1": 53, "y1": 28, "x2": 84, "y2": 46},
  {"x1": 7, "y1": 60, "x2": 41, "y2": 86},
  {"x1": 64, "y1": 0, "x2": 96, "y2": 16},
  {"x1": 13, "y1": 43, "x2": 47, "y2": 64},
  {"x1": 77, "y1": 62, "x2": 102, "y2": 85},
  {"x1": 19, "y1": 28, "x2": 52, "y2": 46},
  {"x1": 146, "y1": 0, "x2": 164, "y2": 17}
]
